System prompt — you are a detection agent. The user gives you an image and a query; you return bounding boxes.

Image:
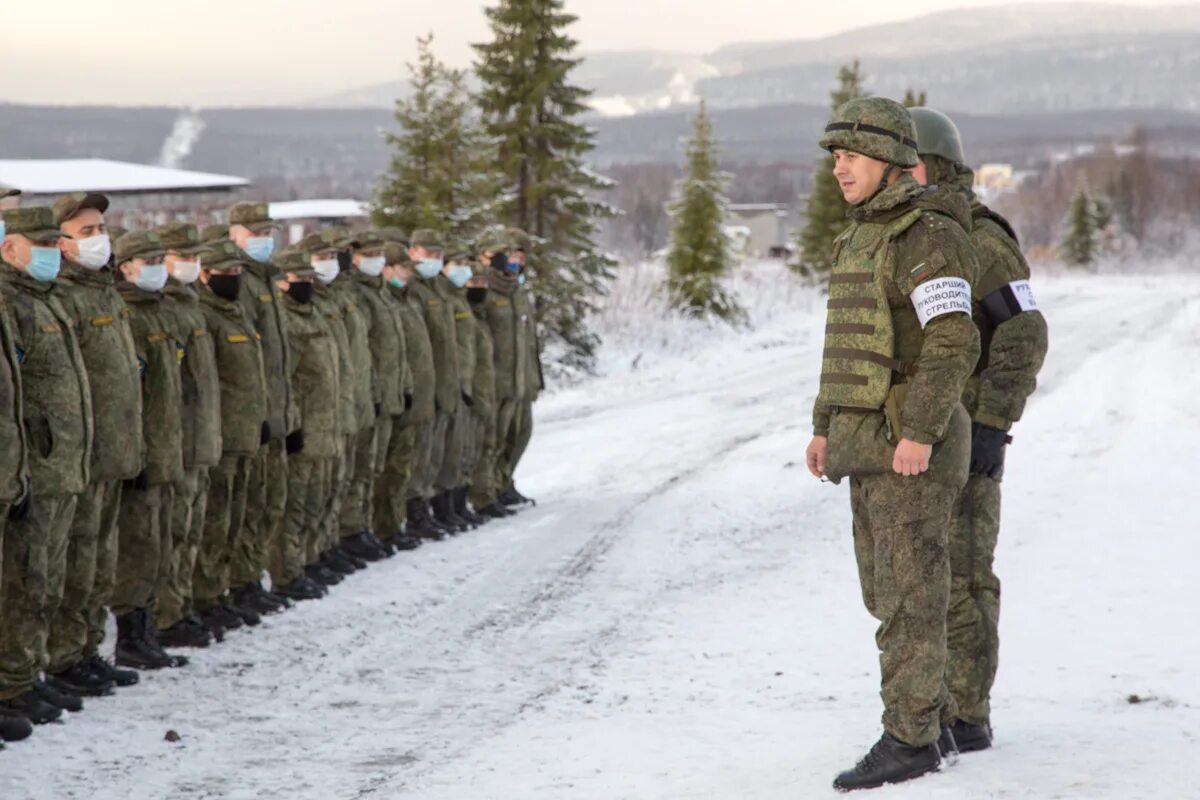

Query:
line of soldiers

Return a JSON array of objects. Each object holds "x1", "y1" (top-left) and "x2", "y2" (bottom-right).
[
  {"x1": 0, "y1": 196, "x2": 544, "y2": 747},
  {"x1": 804, "y1": 98, "x2": 1048, "y2": 791}
]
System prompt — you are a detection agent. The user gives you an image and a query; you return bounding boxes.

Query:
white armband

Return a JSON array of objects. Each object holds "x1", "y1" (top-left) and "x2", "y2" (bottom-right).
[
  {"x1": 1008, "y1": 279, "x2": 1038, "y2": 311},
  {"x1": 910, "y1": 277, "x2": 972, "y2": 329}
]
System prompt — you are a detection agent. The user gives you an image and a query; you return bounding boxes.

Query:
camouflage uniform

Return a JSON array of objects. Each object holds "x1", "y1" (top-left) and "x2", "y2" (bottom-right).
[
  {"x1": 467, "y1": 296, "x2": 497, "y2": 508},
  {"x1": 229, "y1": 203, "x2": 291, "y2": 593},
  {"x1": 478, "y1": 268, "x2": 529, "y2": 503},
  {"x1": 193, "y1": 241, "x2": 268, "y2": 613},
  {"x1": 409, "y1": 270, "x2": 460, "y2": 498},
  {"x1": 502, "y1": 278, "x2": 542, "y2": 495},
  {"x1": 113, "y1": 238, "x2": 185, "y2": 623},
  {"x1": 0, "y1": 294, "x2": 28, "y2": 615},
  {"x1": 0, "y1": 207, "x2": 94, "y2": 701},
  {"x1": 156, "y1": 223, "x2": 223, "y2": 632},
  {"x1": 812, "y1": 101, "x2": 981, "y2": 748},
  {"x1": 52, "y1": 233, "x2": 144, "y2": 671},
  {"x1": 438, "y1": 273, "x2": 476, "y2": 493}
]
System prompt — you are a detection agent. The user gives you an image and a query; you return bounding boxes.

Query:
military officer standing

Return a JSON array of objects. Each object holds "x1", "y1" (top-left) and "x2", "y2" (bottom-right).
[{"x1": 497, "y1": 229, "x2": 541, "y2": 508}]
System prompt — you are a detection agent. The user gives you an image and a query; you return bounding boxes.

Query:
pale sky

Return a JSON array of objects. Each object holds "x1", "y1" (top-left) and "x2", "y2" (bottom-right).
[{"x1": 0, "y1": 0, "x2": 1193, "y2": 106}]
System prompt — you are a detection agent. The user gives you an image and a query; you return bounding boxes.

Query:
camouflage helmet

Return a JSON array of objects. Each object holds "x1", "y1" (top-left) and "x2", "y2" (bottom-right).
[
  {"x1": 908, "y1": 107, "x2": 966, "y2": 165},
  {"x1": 818, "y1": 97, "x2": 919, "y2": 168}
]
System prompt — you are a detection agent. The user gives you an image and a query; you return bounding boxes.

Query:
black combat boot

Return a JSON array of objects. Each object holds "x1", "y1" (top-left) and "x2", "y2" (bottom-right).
[
  {"x1": 937, "y1": 724, "x2": 959, "y2": 766},
  {"x1": 276, "y1": 575, "x2": 327, "y2": 601},
  {"x1": 157, "y1": 618, "x2": 213, "y2": 649},
  {"x1": 33, "y1": 680, "x2": 83, "y2": 713},
  {"x1": 331, "y1": 542, "x2": 368, "y2": 570},
  {"x1": 499, "y1": 486, "x2": 535, "y2": 507},
  {"x1": 82, "y1": 655, "x2": 140, "y2": 687},
  {"x1": 382, "y1": 528, "x2": 422, "y2": 552},
  {"x1": 0, "y1": 709, "x2": 33, "y2": 742},
  {"x1": 307, "y1": 562, "x2": 342, "y2": 587},
  {"x1": 948, "y1": 719, "x2": 993, "y2": 753},
  {"x1": 0, "y1": 692, "x2": 61, "y2": 725},
  {"x1": 341, "y1": 530, "x2": 388, "y2": 562},
  {"x1": 364, "y1": 529, "x2": 397, "y2": 556},
  {"x1": 455, "y1": 487, "x2": 486, "y2": 527},
  {"x1": 478, "y1": 501, "x2": 514, "y2": 519},
  {"x1": 115, "y1": 611, "x2": 173, "y2": 670},
  {"x1": 318, "y1": 549, "x2": 355, "y2": 576},
  {"x1": 198, "y1": 602, "x2": 243, "y2": 634},
  {"x1": 405, "y1": 498, "x2": 447, "y2": 541},
  {"x1": 47, "y1": 661, "x2": 114, "y2": 698},
  {"x1": 432, "y1": 492, "x2": 467, "y2": 533},
  {"x1": 223, "y1": 600, "x2": 261, "y2": 627},
  {"x1": 832, "y1": 733, "x2": 941, "y2": 792},
  {"x1": 233, "y1": 583, "x2": 282, "y2": 615}
]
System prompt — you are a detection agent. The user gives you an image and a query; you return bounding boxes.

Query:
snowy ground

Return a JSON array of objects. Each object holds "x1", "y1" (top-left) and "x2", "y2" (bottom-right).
[{"x1": 5, "y1": 270, "x2": 1199, "y2": 800}]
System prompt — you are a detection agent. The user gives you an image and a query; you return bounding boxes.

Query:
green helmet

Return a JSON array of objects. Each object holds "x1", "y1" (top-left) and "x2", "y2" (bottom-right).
[
  {"x1": 819, "y1": 97, "x2": 918, "y2": 168},
  {"x1": 908, "y1": 107, "x2": 966, "y2": 164}
]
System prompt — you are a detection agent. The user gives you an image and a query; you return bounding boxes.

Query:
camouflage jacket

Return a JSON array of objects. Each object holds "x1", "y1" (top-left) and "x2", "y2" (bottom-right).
[
  {"x1": 1, "y1": 265, "x2": 94, "y2": 494},
  {"x1": 479, "y1": 271, "x2": 528, "y2": 403},
  {"x1": 410, "y1": 275, "x2": 460, "y2": 416},
  {"x1": 389, "y1": 282, "x2": 434, "y2": 427},
  {"x1": 440, "y1": 277, "x2": 476, "y2": 400},
  {"x1": 471, "y1": 304, "x2": 496, "y2": 423},
  {"x1": 329, "y1": 273, "x2": 374, "y2": 430},
  {"x1": 197, "y1": 285, "x2": 268, "y2": 456},
  {"x1": 0, "y1": 298, "x2": 28, "y2": 504},
  {"x1": 117, "y1": 283, "x2": 185, "y2": 485},
  {"x1": 514, "y1": 283, "x2": 544, "y2": 402},
  {"x1": 237, "y1": 259, "x2": 292, "y2": 442},
  {"x1": 313, "y1": 281, "x2": 358, "y2": 437},
  {"x1": 57, "y1": 261, "x2": 144, "y2": 481},
  {"x1": 282, "y1": 293, "x2": 342, "y2": 458},
  {"x1": 349, "y1": 272, "x2": 408, "y2": 417},
  {"x1": 164, "y1": 280, "x2": 223, "y2": 469}
]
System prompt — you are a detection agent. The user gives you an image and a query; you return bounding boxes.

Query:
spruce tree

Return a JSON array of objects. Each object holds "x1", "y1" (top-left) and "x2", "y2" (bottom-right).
[
  {"x1": 791, "y1": 61, "x2": 865, "y2": 278},
  {"x1": 666, "y1": 101, "x2": 741, "y2": 321},
  {"x1": 1062, "y1": 185, "x2": 1097, "y2": 265},
  {"x1": 902, "y1": 88, "x2": 928, "y2": 107},
  {"x1": 474, "y1": 0, "x2": 617, "y2": 372}
]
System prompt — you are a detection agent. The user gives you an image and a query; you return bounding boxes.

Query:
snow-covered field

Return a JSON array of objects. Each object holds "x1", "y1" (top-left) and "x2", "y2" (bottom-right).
[{"x1": 5, "y1": 268, "x2": 1199, "y2": 800}]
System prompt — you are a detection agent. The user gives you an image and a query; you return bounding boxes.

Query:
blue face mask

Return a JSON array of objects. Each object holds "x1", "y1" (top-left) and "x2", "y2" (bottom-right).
[
  {"x1": 244, "y1": 235, "x2": 275, "y2": 263},
  {"x1": 416, "y1": 258, "x2": 443, "y2": 279},
  {"x1": 505, "y1": 261, "x2": 521, "y2": 274},
  {"x1": 447, "y1": 264, "x2": 472, "y2": 288},
  {"x1": 388, "y1": 276, "x2": 406, "y2": 289},
  {"x1": 28, "y1": 246, "x2": 62, "y2": 282},
  {"x1": 518, "y1": 273, "x2": 527, "y2": 287},
  {"x1": 0, "y1": 221, "x2": 6, "y2": 240}
]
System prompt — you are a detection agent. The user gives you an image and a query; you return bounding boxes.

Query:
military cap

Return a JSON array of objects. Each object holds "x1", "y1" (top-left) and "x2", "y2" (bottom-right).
[
  {"x1": 477, "y1": 227, "x2": 510, "y2": 254},
  {"x1": 53, "y1": 191, "x2": 110, "y2": 225},
  {"x1": 410, "y1": 228, "x2": 444, "y2": 250},
  {"x1": 2, "y1": 206, "x2": 61, "y2": 242},
  {"x1": 156, "y1": 222, "x2": 207, "y2": 255},
  {"x1": 201, "y1": 240, "x2": 248, "y2": 271},
  {"x1": 908, "y1": 107, "x2": 967, "y2": 165},
  {"x1": 445, "y1": 241, "x2": 473, "y2": 263},
  {"x1": 114, "y1": 230, "x2": 166, "y2": 264},
  {"x1": 507, "y1": 227, "x2": 530, "y2": 251},
  {"x1": 227, "y1": 201, "x2": 276, "y2": 230},
  {"x1": 1, "y1": 187, "x2": 21, "y2": 200},
  {"x1": 819, "y1": 97, "x2": 919, "y2": 168},
  {"x1": 345, "y1": 229, "x2": 386, "y2": 250},
  {"x1": 109, "y1": 226, "x2": 129, "y2": 242},
  {"x1": 375, "y1": 226, "x2": 408, "y2": 244},
  {"x1": 275, "y1": 249, "x2": 315, "y2": 277},
  {"x1": 382, "y1": 241, "x2": 411, "y2": 266},
  {"x1": 295, "y1": 231, "x2": 340, "y2": 255},
  {"x1": 200, "y1": 223, "x2": 229, "y2": 242}
]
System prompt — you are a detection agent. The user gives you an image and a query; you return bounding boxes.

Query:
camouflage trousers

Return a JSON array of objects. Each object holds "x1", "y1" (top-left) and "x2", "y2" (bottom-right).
[
  {"x1": 341, "y1": 420, "x2": 383, "y2": 538},
  {"x1": 48, "y1": 478, "x2": 122, "y2": 673},
  {"x1": 469, "y1": 409, "x2": 497, "y2": 508},
  {"x1": 155, "y1": 467, "x2": 210, "y2": 631},
  {"x1": 113, "y1": 483, "x2": 174, "y2": 617},
  {"x1": 436, "y1": 405, "x2": 472, "y2": 493},
  {"x1": 231, "y1": 440, "x2": 284, "y2": 589},
  {"x1": 0, "y1": 492, "x2": 78, "y2": 699},
  {"x1": 426, "y1": 410, "x2": 451, "y2": 494},
  {"x1": 374, "y1": 416, "x2": 417, "y2": 536},
  {"x1": 406, "y1": 419, "x2": 436, "y2": 502},
  {"x1": 193, "y1": 454, "x2": 253, "y2": 612},
  {"x1": 316, "y1": 435, "x2": 356, "y2": 556},
  {"x1": 946, "y1": 473, "x2": 1002, "y2": 726},
  {"x1": 497, "y1": 397, "x2": 534, "y2": 494},
  {"x1": 277, "y1": 454, "x2": 329, "y2": 584},
  {"x1": 850, "y1": 472, "x2": 955, "y2": 748}
]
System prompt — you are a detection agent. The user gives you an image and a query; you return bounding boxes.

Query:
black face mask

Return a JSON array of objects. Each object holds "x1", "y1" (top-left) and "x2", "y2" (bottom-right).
[
  {"x1": 489, "y1": 251, "x2": 507, "y2": 271},
  {"x1": 337, "y1": 250, "x2": 353, "y2": 273},
  {"x1": 208, "y1": 273, "x2": 241, "y2": 301},
  {"x1": 466, "y1": 287, "x2": 488, "y2": 305},
  {"x1": 287, "y1": 281, "x2": 314, "y2": 304}
]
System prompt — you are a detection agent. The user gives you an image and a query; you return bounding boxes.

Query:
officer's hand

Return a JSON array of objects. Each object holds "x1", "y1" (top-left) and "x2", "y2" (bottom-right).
[
  {"x1": 969, "y1": 423, "x2": 1008, "y2": 478},
  {"x1": 260, "y1": 421, "x2": 271, "y2": 445},
  {"x1": 404, "y1": 392, "x2": 414, "y2": 411},
  {"x1": 7, "y1": 477, "x2": 32, "y2": 521},
  {"x1": 285, "y1": 429, "x2": 305, "y2": 455},
  {"x1": 806, "y1": 436, "x2": 827, "y2": 479},
  {"x1": 893, "y1": 439, "x2": 932, "y2": 477},
  {"x1": 461, "y1": 391, "x2": 474, "y2": 408},
  {"x1": 130, "y1": 469, "x2": 150, "y2": 491}
]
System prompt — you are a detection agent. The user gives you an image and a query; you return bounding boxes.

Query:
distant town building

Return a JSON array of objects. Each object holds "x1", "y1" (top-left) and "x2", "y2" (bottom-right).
[
  {"x1": 269, "y1": 198, "x2": 370, "y2": 244},
  {"x1": 724, "y1": 203, "x2": 790, "y2": 258},
  {"x1": 974, "y1": 163, "x2": 1015, "y2": 193}
]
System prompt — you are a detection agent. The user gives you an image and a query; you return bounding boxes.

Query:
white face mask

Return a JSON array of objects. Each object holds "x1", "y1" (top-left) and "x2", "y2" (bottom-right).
[
  {"x1": 313, "y1": 258, "x2": 340, "y2": 284},
  {"x1": 133, "y1": 263, "x2": 168, "y2": 293},
  {"x1": 171, "y1": 259, "x2": 201, "y2": 285},
  {"x1": 356, "y1": 255, "x2": 385, "y2": 277},
  {"x1": 75, "y1": 234, "x2": 112, "y2": 270}
]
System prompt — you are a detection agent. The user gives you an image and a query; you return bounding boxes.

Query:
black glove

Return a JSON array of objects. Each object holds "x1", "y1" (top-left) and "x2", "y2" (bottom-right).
[
  {"x1": 404, "y1": 392, "x2": 414, "y2": 411},
  {"x1": 374, "y1": 402, "x2": 382, "y2": 418},
  {"x1": 489, "y1": 251, "x2": 507, "y2": 271},
  {"x1": 7, "y1": 477, "x2": 32, "y2": 521},
  {"x1": 130, "y1": 469, "x2": 150, "y2": 491},
  {"x1": 285, "y1": 429, "x2": 305, "y2": 455},
  {"x1": 969, "y1": 423, "x2": 1010, "y2": 479},
  {"x1": 260, "y1": 421, "x2": 271, "y2": 445},
  {"x1": 461, "y1": 391, "x2": 474, "y2": 408}
]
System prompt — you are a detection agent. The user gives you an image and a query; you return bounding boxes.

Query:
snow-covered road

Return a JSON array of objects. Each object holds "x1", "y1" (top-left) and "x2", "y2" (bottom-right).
[{"x1": 5, "y1": 276, "x2": 1198, "y2": 800}]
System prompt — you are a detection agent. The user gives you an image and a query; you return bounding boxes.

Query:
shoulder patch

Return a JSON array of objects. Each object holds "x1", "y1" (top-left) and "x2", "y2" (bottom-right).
[
  {"x1": 454, "y1": 310, "x2": 472, "y2": 320},
  {"x1": 258, "y1": 293, "x2": 273, "y2": 303},
  {"x1": 227, "y1": 334, "x2": 249, "y2": 344},
  {"x1": 147, "y1": 331, "x2": 169, "y2": 343},
  {"x1": 91, "y1": 315, "x2": 114, "y2": 327},
  {"x1": 41, "y1": 323, "x2": 62, "y2": 334}
]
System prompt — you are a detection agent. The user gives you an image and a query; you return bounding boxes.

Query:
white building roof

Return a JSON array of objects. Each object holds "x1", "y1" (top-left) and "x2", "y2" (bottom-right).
[
  {"x1": 0, "y1": 158, "x2": 248, "y2": 195},
  {"x1": 268, "y1": 199, "x2": 369, "y2": 220}
]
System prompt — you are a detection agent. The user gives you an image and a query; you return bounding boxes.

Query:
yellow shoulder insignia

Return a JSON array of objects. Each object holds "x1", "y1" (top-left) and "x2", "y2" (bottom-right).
[{"x1": 91, "y1": 315, "x2": 114, "y2": 327}]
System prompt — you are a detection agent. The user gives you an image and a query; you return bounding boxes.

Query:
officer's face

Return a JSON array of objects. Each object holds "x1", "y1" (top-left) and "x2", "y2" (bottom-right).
[
  {"x1": 229, "y1": 224, "x2": 272, "y2": 250},
  {"x1": 409, "y1": 245, "x2": 442, "y2": 263},
  {"x1": 832, "y1": 149, "x2": 888, "y2": 205},
  {"x1": 911, "y1": 157, "x2": 929, "y2": 187},
  {"x1": 119, "y1": 255, "x2": 163, "y2": 282},
  {"x1": 2, "y1": 234, "x2": 46, "y2": 270},
  {"x1": 353, "y1": 248, "x2": 383, "y2": 267},
  {"x1": 59, "y1": 208, "x2": 107, "y2": 261}
]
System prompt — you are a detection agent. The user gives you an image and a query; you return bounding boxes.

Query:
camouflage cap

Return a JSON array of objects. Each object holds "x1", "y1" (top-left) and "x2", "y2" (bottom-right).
[
  {"x1": 156, "y1": 222, "x2": 207, "y2": 255},
  {"x1": 819, "y1": 97, "x2": 919, "y2": 168},
  {"x1": 375, "y1": 226, "x2": 408, "y2": 245},
  {"x1": 1, "y1": 187, "x2": 21, "y2": 200},
  {"x1": 200, "y1": 223, "x2": 229, "y2": 242},
  {"x1": 477, "y1": 227, "x2": 510, "y2": 254},
  {"x1": 908, "y1": 107, "x2": 966, "y2": 165},
  {"x1": 445, "y1": 240, "x2": 473, "y2": 263},
  {"x1": 52, "y1": 191, "x2": 110, "y2": 225},
  {"x1": 227, "y1": 201, "x2": 276, "y2": 230},
  {"x1": 109, "y1": 226, "x2": 129, "y2": 242},
  {"x1": 2, "y1": 206, "x2": 61, "y2": 242},
  {"x1": 410, "y1": 228, "x2": 444, "y2": 250},
  {"x1": 382, "y1": 241, "x2": 411, "y2": 266},
  {"x1": 201, "y1": 240, "x2": 248, "y2": 271},
  {"x1": 275, "y1": 248, "x2": 315, "y2": 277},
  {"x1": 345, "y1": 229, "x2": 387, "y2": 250},
  {"x1": 507, "y1": 227, "x2": 530, "y2": 251},
  {"x1": 295, "y1": 231, "x2": 341, "y2": 255},
  {"x1": 114, "y1": 230, "x2": 166, "y2": 264}
]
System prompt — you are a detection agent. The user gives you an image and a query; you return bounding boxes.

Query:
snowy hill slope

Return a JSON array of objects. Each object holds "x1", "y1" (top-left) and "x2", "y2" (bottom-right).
[{"x1": 4, "y1": 271, "x2": 1198, "y2": 799}]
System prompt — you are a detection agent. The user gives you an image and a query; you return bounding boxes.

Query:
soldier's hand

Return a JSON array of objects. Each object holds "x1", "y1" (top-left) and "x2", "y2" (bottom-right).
[
  {"x1": 7, "y1": 477, "x2": 32, "y2": 521},
  {"x1": 806, "y1": 436, "x2": 828, "y2": 479},
  {"x1": 969, "y1": 423, "x2": 1008, "y2": 478},
  {"x1": 285, "y1": 429, "x2": 305, "y2": 455},
  {"x1": 893, "y1": 439, "x2": 932, "y2": 476}
]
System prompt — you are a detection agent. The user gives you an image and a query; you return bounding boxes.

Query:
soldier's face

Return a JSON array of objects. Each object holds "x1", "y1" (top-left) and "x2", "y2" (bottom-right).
[
  {"x1": 409, "y1": 245, "x2": 441, "y2": 263},
  {"x1": 832, "y1": 149, "x2": 887, "y2": 205},
  {"x1": 2, "y1": 234, "x2": 38, "y2": 269},
  {"x1": 59, "y1": 209, "x2": 106, "y2": 261},
  {"x1": 911, "y1": 158, "x2": 929, "y2": 187}
]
